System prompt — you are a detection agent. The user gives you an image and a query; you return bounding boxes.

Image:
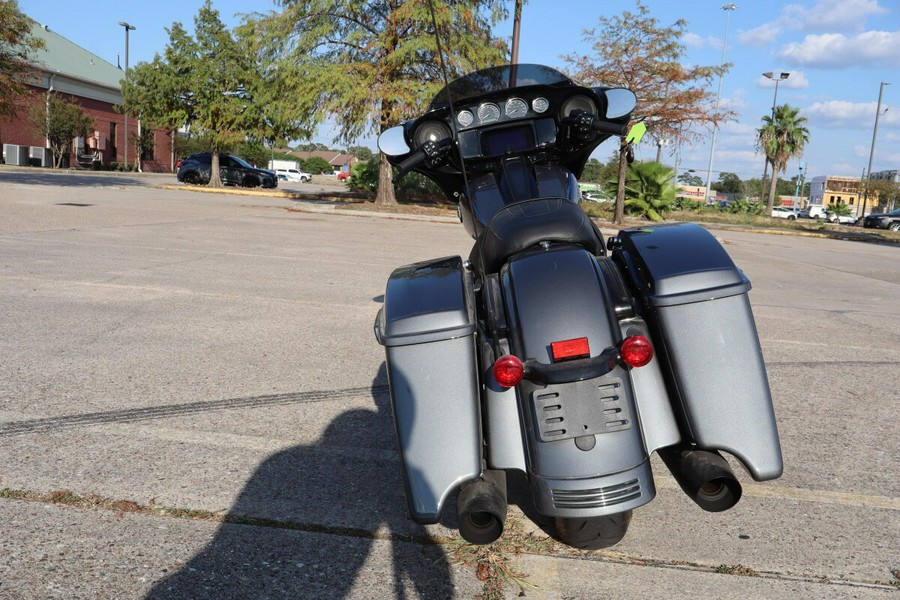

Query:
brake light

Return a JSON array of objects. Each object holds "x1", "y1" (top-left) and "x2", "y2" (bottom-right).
[
  {"x1": 493, "y1": 355, "x2": 524, "y2": 388},
  {"x1": 620, "y1": 336, "x2": 653, "y2": 367},
  {"x1": 551, "y1": 337, "x2": 590, "y2": 361}
]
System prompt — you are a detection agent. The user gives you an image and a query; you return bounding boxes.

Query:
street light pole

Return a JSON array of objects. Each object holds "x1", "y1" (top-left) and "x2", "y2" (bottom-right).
[
  {"x1": 760, "y1": 71, "x2": 789, "y2": 204},
  {"x1": 704, "y1": 3, "x2": 737, "y2": 205},
  {"x1": 118, "y1": 21, "x2": 136, "y2": 171},
  {"x1": 862, "y1": 81, "x2": 890, "y2": 216}
]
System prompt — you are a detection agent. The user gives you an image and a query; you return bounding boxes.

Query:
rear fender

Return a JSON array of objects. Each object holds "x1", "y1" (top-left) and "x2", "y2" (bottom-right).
[{"x1": 500, "y1": 247, "x2": 655, "y2": 517}]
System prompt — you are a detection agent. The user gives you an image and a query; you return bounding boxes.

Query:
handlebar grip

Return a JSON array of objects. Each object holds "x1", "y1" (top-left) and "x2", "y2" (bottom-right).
[
  {"x1": 592, "y1": 120, "x2": 629, "y2": 137},
  {"x1": 392, "y1": 150, "x2": 427, "y2": 183}
]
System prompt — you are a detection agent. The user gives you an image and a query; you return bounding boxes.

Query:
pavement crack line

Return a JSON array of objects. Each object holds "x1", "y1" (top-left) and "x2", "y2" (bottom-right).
[
  {"x1": 1, "y1": 487, "x2": 896, "y2": 592},
  {"x1": 0, "y1": 385, "x2": 390, "y2": 436}
]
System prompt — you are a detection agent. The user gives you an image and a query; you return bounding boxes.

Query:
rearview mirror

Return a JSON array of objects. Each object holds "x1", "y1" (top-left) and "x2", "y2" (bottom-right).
[
  {"x1": 378, "y1": 126, "x2": 410, "y2": 157},
  {"x1": 603, "y1": 88, "x2": 637, "y2": 119}
]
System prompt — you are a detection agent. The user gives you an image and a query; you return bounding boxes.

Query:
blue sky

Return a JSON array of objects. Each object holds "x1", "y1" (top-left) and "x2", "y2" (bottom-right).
[{"x1": 18, "y1": 0, "x2": 900, "y2": 183}]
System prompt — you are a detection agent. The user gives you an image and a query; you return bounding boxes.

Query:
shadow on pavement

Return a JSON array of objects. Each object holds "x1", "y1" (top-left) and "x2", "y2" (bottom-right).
[
  {"x1": 0, "y1": 170, "x2": 155, "y2": 188},
  {"x1": 145, "y1": 364, "x2": 455, "y2": 599}
]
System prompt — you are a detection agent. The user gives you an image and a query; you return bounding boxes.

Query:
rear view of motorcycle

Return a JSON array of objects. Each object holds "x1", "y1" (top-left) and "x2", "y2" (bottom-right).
[{"x1": 374, "y1": 63, "x2": 782, "y2": 549}]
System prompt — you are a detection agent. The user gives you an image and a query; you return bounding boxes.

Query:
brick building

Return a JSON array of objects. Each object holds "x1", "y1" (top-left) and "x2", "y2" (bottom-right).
[{"x1": 0, "y1": 20, "x2": 170, "y2": 172}]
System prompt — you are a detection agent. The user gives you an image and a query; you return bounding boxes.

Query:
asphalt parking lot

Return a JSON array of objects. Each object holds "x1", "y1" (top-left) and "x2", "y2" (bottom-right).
[{"x1": 0, "y1": 170, "x2": 897, "y2": 599}]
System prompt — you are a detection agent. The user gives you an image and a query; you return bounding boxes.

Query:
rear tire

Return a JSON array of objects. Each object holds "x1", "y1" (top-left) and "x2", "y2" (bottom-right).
[
  {"x1": 184, "y1": 172, "x2": 200, "y2": 185},
  {"x1": 554, "y1": 511, "x2": 632, "y2": 550}
]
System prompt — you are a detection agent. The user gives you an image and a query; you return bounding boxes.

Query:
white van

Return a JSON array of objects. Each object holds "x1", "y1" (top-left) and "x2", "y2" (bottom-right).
[
  {"x1": 275, "y1": 168, "x2": 311, "y2": 183},
  {"x1": 799, "y1": 205, "x2": 827, "y2": 219}
]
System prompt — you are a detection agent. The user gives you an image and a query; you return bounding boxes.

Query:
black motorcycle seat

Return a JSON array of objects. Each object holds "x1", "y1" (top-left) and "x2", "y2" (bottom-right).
[{"x1": 473, "y1": 198, "x2": 605, "y2": 274}]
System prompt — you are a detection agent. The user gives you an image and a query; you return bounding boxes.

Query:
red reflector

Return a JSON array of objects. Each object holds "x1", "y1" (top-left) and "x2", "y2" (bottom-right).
[
  {"x1": 551, "y1": 337, "x2": 590, "y2": 361},
  {"x1": 493, "y1": 355, "x2": 524, "y2": 388},
  {"x1": 621, "y1": 336, "x2": 653, "y2": 367}
]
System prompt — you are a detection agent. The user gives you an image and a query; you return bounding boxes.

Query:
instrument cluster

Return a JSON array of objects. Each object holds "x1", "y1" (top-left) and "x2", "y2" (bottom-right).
[{"x1": 455, "y1": 96, "x2": 551, "y2": 130}]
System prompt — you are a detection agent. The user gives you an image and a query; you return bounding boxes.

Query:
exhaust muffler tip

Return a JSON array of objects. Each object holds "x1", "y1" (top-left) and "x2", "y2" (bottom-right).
[
  {"x1": 660, "y1": 447, "x2": 742, "y2": 513},
  {"x1": 457, "y1": 470, "x2": 508, "y2": 545}
]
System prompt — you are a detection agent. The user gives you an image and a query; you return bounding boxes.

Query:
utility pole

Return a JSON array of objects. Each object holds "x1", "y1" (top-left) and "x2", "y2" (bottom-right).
[
  {"x1": 118, "y1": 21, "x2": 136, "y2": 170},
  {"x1": 704, "y1": 3, "x2": 737, "y2": 205},
  {"x1": 511, "y1": 0, "x2": 522, "y2": 64},
  {"x1": 760, "y1": 71, "x2": 790, "y2": 204},
  {"x1": 862, "y1": 81, "x2": 890, "y2": 216}
]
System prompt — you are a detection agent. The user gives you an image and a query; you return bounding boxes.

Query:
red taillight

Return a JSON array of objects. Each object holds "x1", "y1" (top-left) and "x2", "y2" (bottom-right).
[
  {"x1": 551, "y1": 337, "x2": 590, "y2": 361},
  {"x1": 493, "y1": 355, "x2": 524, "y2": 388},
  {"x1": 621, "y1": 336, "x2": 653, "y2": 368}
]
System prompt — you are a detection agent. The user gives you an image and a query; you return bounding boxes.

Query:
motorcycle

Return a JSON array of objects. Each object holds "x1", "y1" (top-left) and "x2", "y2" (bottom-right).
[{"x1": 374, "y1": 64, "x2": 782, "y2": 549}]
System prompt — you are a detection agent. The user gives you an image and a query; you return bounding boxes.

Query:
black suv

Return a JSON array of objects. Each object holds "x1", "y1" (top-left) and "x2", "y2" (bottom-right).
[
  {"x1": 176, "y1": 153, "x2": 278, "y2": 189},
  {"x1": 862, "y1": 208, "x2": 900, "y2": 231}
]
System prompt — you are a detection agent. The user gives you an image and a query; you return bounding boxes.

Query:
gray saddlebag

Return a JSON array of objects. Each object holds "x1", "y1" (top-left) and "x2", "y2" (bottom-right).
[
  {"x1": 374, "y1": 256, "x2": 481, "y2": 523},
  {"x1": 613, "y1": 224, "x2": 782, "y2": 481}
]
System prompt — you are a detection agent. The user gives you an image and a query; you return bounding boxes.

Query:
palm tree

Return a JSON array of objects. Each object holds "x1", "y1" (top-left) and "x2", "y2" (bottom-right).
[
  {"x1": 757, "y1": 104, "x2": 810, "y2": 212},
  {"x1": 621, "y1": 161, "x2": 677, "y2": 221}
]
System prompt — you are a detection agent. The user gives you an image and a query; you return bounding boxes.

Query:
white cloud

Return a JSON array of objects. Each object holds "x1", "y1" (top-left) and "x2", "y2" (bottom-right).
[
  {"x1": 805, "y1": 100, "x2": 900, "y2": 128},
  {"x1": 854, "y1": 145, "x2": 869, "y2": 158},
  {"x1": 778, "y1": 31, "x2": 900, "y2": 68},
  {"x1": 738, "y1": 22, "x2": 781, "y2": 47},
  {"x1": 830, "y1": 162, "x2": 862, "y2": 176},
  {"x1": 791, "y1": 0, "x2": 888, "y2": 33},
  {"x1": 683, "y1": 32, "x2": 704, "y2": 47},
  {"x1": 737, "y1": 0, "x2": 889, "y2": 47}
]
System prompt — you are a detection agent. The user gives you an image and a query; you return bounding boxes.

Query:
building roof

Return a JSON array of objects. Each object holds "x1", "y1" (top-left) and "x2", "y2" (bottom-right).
[
  {"x1": 289, "y1": 150, "x2": 359, "y2": 168},
  {"x1": 27, "y1": 20, "x2": 123, "y2": 91}
]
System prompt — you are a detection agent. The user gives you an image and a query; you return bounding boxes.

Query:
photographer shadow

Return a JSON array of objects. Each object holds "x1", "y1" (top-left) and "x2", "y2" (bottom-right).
[{"x1": 147, "y1": 364, "x2": 454, "y2": 599}]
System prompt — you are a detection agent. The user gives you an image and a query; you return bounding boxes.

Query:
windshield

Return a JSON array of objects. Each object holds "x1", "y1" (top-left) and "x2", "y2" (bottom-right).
[{"x1": 429, "y1": 64, "x2": 574, "y2": 109}]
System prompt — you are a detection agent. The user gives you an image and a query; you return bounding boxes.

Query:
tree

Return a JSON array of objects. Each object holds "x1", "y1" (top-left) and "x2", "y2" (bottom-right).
[
  {"x1": 622, "y1": 161, "x2": 676, "y2": 221},
  {"x1": 303, "y1": 156, "x2": 333, "y2": 174},
  {"x1": 346, "y1": 145, "x2": 375, "y2": 162},
  {"x1": 865, "y1": 178, "x2": 899, "y2": 212},
  {"x1": 677, "y1": 171, "x2": 703, "y2": 186},
  {"x1": 565, "y1": 0, "x2": 734, "y2": 224},
  {"x1": 714, "y1": 172, "x2": 742, "y2": 195},
  {"x1": 120, "y1": 54, "x2": 189, "y2": 172},
  {"x1": 27, "y1": 93, "x2": 93, "y2": 168},
  {"x1": 581, "y1": 155, "x2": 620, "y2": 184},
  {"x1": 122, "y1": 1, "x2": 309, "y2": 184},
  {"x1": 254, "y1": 0, "x2": 510, "y2": 205},
  {"x1": 757, "y1": 103, "x2": 810, "y2": 212},
  {"x1": 0, "y1": 0, "x2": 45, "y2": 123}
]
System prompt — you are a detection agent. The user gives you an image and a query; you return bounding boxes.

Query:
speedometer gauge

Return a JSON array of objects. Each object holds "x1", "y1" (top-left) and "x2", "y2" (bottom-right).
[
  {"x1": 477, "y1": 102, "x2": 501, "y2": 124},
  {"x1": 505, "y1": 98, "x2": 528, "y2": 119}
]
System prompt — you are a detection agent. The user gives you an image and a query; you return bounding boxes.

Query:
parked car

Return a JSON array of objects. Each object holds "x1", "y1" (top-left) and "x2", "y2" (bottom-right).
[
  {"x1": 799, "y1": 206, "x2": 827, "y2": 219},
  {"x1": 825, "y1": 213, "x2": 858, "y2": 225},
  {"x1": 275, "y1": 168, "x2": 311, "y2": 183},
  {"x1": 862, "y1": 208, "x2": 900, "y2": 231},
  {"x1": 176, "y1": 153, "x2": 277, "y2": 189},
  {"x1": 337, "y1": 171, "x2": 350, "y2": 182},
  {"x1": 771, "y1": 206, "x2": 798, "y2": 220}
]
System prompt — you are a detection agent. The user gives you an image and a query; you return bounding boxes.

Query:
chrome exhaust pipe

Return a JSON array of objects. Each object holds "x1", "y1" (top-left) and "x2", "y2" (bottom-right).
[
  {"x1": 659, "y1": 447, "x2": 742, "y2": 512},
  {"x1": 457, "y1": 470, "x2": 507, "y2": 545}
]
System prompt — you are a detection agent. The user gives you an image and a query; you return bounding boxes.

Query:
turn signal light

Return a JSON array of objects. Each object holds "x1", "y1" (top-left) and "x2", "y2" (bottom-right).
[
  {"x1": 621, "y1": 336, "x2": 653, "y2": 368},
  {"x1": 493, "y1": 355, "x2": 524, "y2": 388}
]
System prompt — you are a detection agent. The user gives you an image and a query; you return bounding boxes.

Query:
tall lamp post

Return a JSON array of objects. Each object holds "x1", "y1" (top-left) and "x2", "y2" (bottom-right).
[
  {"x1": 863, "y1": 81, "x2": 890, "y2": 216},
  {"x1": 704, "y1": 3, "x2": 737, "y2": 205},
  {"x1": 760, "y1": 71, "x2": 789, "y2": 204},
  {"x1": 118, "y1": 21, "x2": 136, "y2": 170}
]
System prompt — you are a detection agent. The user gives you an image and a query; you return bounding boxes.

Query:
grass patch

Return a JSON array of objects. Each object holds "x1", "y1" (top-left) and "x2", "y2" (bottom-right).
[{"x1": 441, "y1": 516, "x2": 560, "y2": 600}]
